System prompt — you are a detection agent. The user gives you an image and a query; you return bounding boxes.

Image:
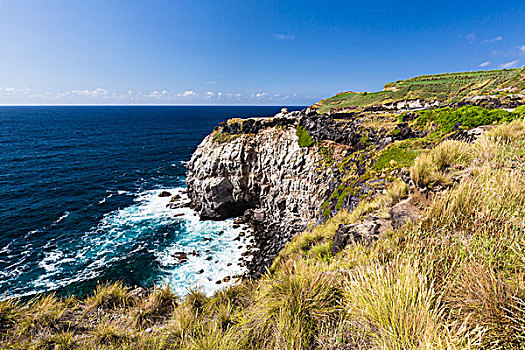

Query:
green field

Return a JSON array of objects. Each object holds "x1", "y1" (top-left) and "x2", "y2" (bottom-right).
[{"x1": 314, "y1": 67, "x2": 525, "y2": 114}]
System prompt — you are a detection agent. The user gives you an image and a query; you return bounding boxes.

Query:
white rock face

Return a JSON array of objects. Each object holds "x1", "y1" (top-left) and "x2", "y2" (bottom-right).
[
  {"x1": 186, "y1": 126, "x2": 332, "y2": 273},
  {"x1": 383, "y1": 99, "x2": 441, "y2": 110},
  {"x1": 187, "y1": 126, "x2": 330, "y2": 225}
]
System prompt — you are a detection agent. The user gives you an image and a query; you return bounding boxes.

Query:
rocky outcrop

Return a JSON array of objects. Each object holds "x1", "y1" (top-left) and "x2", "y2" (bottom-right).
[
  {"x1": 186, "y1": 108, "x2": 426, "y2": 276},
  {"x1": 331, "y1": 217, "x2": 390, "y2": 255},
  {"x1": 448, "y1": 94, "x2": 525, "y2": 109},
  {"x1": 186, "y1": 119, "x2": 333, "y2": 276}
]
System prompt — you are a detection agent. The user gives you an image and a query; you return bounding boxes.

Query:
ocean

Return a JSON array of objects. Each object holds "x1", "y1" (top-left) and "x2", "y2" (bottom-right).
[{"x1": 0, "y1": 106, "x2": 304, "y2": 299}]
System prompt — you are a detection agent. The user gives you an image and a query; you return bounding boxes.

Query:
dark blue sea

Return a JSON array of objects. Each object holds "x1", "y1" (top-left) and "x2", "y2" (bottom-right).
[{"x1": 0, "y1": 106, "x2": 304, "y2": 298}]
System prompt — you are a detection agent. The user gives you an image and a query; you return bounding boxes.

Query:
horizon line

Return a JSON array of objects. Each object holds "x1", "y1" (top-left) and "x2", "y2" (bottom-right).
[{"x1": 0, "y1": 103, "x2": 309, "y2": 107}]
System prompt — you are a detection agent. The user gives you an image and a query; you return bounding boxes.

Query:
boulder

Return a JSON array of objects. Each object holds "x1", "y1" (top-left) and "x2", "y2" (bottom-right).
[
  {"x1": 389, "y1": 189, "x2": 429, "y2": 229},
  {"x1": 172, "y1": 252, "x2": 189, "y2": 264},
  {"x1": 170, "y1": 194, "x2": 182, "y2": 202},
  {"x1": 158, "y1": 191, "x2": 172, "y2": 197},
  {"x1": 331, "y1": 216, "x2": 390, "y2": 255}
]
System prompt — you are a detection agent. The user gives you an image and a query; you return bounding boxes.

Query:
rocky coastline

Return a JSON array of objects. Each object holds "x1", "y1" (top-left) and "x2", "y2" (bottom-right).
[
  {"x1": 185, "y1": 92, "x2": 525, "y2": 278},
  {"x1": 186, "y1": 110, "x2": 332, "y2": 277},
  {"x1": 185, "y1": 105, "x2": 427, "y2": 277}
]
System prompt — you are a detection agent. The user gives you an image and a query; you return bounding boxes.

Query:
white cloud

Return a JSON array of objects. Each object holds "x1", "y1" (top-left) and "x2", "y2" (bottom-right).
[
  {"x1": 0, "y1": 86, "x2": 313, "y2": 105},
  {"x1": 499, "y1": 60, "x2": 519, "y2": 69},
  {"x1": 180, "y1": 90, "x2": 197, "y2": 97},
  {"x1": 274, "y1": 33, "x2": 295, "y2": 41},
  {"x1": 252, "y1": 92, "x2": 270, "y2": 99},
  {"x1": 70, "y1": 88, "x2": 110, "y2": 98},
  {"x1": 481, "y1": 36, "x2": 503, "y2": 44},
  {"x1": 520, "y1": 45, "x2": 525, "y2": 53},
  {"x1": 0, "y1": 86, "x2": 33, "y2": 98},
  {"x1": 478, "y1": 61, "x2": 490, "y2": 68}
]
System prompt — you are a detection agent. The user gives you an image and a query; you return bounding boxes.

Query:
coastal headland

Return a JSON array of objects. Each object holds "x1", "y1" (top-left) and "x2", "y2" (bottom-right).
[{"x1": 3, "y1": 66, "x2": 525, "y2": 349}]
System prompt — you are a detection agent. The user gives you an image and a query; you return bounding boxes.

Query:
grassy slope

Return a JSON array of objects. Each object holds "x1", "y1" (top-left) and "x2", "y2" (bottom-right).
[{"x1": 314, "y1": 67, "x2": 525, "y2": 114}]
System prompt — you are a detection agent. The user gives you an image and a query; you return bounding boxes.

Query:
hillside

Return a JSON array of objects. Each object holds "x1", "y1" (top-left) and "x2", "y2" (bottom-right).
[
  {"x1": 313, "y1": 67, "x2": 525, "y2": 114},
  {"x1": 3, "y1": 68, "x2": 525, "y2": 349}
]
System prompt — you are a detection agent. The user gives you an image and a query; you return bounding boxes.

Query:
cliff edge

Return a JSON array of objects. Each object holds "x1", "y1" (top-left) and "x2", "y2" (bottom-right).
[{"x1": 186, "y1": 113, "x2": 333, "y2": 275}]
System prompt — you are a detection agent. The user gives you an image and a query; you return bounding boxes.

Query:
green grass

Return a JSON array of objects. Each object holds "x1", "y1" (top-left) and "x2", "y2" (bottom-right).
[
  {"x1": 296, "y1": 126, "x2": 315, "y2": 147},
  {"x1": 372, "y1": 142, "x2": 421, "y2": 171},
  {"x1": 314, "y1": 67, "x2": 524, "y2": 113}
]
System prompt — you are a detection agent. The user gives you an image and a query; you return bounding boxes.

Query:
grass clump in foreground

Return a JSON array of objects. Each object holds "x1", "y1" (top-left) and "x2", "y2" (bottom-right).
[
  {"x1": 86, "y1": 281, "x2": 136, "y2": 310},
  {"x1": 3, "y1": 120, "x2": 525, "y2": 349}
]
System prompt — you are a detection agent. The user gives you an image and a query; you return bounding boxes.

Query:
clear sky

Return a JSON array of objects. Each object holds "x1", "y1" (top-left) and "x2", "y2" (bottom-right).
[{"x1": 1, "y1": 0, "x2": 524, "y2": 105}]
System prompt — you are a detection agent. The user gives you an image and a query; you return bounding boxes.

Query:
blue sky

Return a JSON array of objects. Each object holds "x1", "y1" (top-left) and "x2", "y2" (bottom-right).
[{"x1": 0, "y1": 0, "x2": 524, "y2": 105}]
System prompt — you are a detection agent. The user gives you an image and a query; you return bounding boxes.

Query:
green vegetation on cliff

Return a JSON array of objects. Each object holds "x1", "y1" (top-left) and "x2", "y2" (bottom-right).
[
  {"x1": 314, "y1": 67, "x2": 525, "y2": 113},
  {"x1": 412, "y1": 105, "x2": 518, "y2": 133},
  {"x1": 296, "y1": 126, "x2": 315, "y2": 147}
]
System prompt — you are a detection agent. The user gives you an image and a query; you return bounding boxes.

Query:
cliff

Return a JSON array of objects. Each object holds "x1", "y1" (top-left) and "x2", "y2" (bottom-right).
[
  {"x1": 186, "y1": 108, "x2": 426, "y2": 275},
  {"x1": 186, "y1": 114, "x2": 333, "y2": 275}
]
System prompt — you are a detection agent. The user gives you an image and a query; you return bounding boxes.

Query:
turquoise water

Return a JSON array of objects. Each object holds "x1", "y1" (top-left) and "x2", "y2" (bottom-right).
[{"x1": 0, "y1": 106, "x2": 303, "y2": 298}]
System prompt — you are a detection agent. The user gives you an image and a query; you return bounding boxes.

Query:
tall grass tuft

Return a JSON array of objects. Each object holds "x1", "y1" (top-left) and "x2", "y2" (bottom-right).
[
  {"x1": 86, "y1": 281, "x2": 135, "y2": 310},
  {"x1": 134, "y1": 285, "x2": 178, "y2": 326},
  {"x1": 20, "y1": 293, "x2": 69, "y2": 334},
  {"x1": 411, "y1": 140, "x2": 470, "y2": 188},
  {"x1": 243, "y1": 259, "x2": 342, "y2": 349},
  {"x1": 0, "y1": 297, "x2": 21, "y2": 330},
  {"x1": 343, "y1": 259, "x2": 448, "y2": 349}
]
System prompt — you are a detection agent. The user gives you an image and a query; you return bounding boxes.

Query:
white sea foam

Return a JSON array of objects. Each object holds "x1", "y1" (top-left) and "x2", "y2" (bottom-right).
[
  {"x1": 54, "y1": 211, "x2": 70, "y2": 225},
  {"x1": 20, "y1": 187, "x2": 249, "y2": 298},
  {"x1": 91, "y1": 187, "x2": 250, "y2": 295}
]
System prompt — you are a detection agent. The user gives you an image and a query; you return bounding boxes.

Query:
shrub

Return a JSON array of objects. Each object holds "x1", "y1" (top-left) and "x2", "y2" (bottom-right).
[
  {"x1": 296, "y1": 126, "x2": 315, "y2": 147},
  {"x1": 414, "y1": 106, "x2": 515, "y2": 133}
]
